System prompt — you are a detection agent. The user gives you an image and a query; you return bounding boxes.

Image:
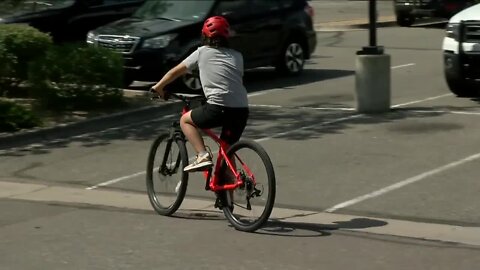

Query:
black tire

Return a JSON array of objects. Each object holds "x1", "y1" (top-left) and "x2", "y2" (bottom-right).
[
  {"x1": 445, "y1": 76, "x2": 479, "y2": 97},
  {"x1": 146, "y1": 133, "x2": 189, "y2": 216},
  {"x1": 173, "y1": 69, "x2": 202, "y2": 93},
  {"x1": 219, "y1": 140, "x2": 276, "y2": 232},
  {"x1": 181, "y1": 71, "x2": 202, "y2": 91},
  {"x1": 275, "y1": 39, "x2": 305, "y2": 75},
  {"x1": 396, "y1": 14, "x2": 415, "y2": 27}
]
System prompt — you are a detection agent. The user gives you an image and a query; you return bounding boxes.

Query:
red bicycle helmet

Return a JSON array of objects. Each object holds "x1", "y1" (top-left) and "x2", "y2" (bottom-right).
[{"x1": 202, "y1": 16, "x2": 230, "y2": 38}]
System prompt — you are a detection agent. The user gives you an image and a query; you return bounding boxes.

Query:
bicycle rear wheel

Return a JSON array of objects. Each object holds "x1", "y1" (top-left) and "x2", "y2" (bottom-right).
[
  {"x1": 219, "y1": 140, "x2": 276, "y2": 232},
  {"x1": 146, "y1": 133, "x2": 189, "y2": 216}
]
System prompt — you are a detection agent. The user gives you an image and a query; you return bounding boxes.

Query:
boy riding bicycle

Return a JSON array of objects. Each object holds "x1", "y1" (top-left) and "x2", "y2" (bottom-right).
[{"x1": 151, "y1": 16, "x2": 249, "y2": 172}]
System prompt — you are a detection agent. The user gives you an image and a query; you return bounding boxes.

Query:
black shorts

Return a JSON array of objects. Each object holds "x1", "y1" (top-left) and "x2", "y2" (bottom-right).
[{"x1": 191, "y1": 103, "x2": 249, "y2": 145}]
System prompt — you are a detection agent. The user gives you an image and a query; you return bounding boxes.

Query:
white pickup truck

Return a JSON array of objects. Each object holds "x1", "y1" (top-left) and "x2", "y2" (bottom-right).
[{"x1": 442, "y1": 3, "x2": 480, "y2": 97}]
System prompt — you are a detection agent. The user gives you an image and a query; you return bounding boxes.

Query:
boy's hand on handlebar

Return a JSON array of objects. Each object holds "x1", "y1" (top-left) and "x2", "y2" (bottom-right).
[{"x1": 150, "y1": 85, "x2": 168, "y2": 100}]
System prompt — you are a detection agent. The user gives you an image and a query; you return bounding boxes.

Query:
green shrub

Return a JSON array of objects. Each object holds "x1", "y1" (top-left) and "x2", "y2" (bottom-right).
[
  {"x1": 29, "y1": 43, "x2": 125, "y2": 110},
  {"x1": 0, "y1": 24, "x2": 52, "y2": 96},
  {"x1": 0, "y1": 44, "x2": 17, "y2": 96},
  {"x1": 0, "y1": 99, "x2": 41, "y2": 132}
]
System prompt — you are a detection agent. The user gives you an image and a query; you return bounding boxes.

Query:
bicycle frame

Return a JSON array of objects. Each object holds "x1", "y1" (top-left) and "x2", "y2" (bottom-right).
[
  {"x1": 178, "y1": 100, "x2": 255, "y2": 193},
  {"x1": 148, "y1": 91, "x2": 275, "y2": 231}
]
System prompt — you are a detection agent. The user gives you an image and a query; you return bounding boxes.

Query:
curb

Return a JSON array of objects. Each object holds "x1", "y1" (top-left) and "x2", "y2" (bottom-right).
[
  {"x1": 3, "y1": 180, "x2": 480, "y2": 247},
  {"x1": 0, "y1": 101, "x2": 179, "y2": 150}
]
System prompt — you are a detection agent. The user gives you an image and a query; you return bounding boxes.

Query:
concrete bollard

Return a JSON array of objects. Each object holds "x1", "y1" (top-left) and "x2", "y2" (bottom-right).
[{"x1": 355, "y1": 54, "x2": 391, "y2": 113}]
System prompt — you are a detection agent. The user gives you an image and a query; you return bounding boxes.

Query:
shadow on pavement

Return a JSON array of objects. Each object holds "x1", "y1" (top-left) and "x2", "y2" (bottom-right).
[
  {"x1": 2, "y1": 60, "x2": 474, "y2": 157},
  {"x1": 469, "y1": 97, "x2": 480, "y2": 103},
  {"x1": 256, "y1": 217, "x2": 388, "y2": 238},
  {"x1": 172, "y1": 209, "x2": 225, "y2": 221},
  {"x1": 167, "y1": 208, "x2": 388, "y2": 238},
  {"x1": 243, "y1": 68, "x2": 354, "y2": 93},
  {"x1": 2, "y1": 105, "x2": 467, "y2": 158},
  {"x1": 126, "y1": 67, "x2": 354, "y2": 94},
  {"x1": 244, "y1": 106, "x2": 465, "y2": 142},
  {"x1": 0, "y1": 67, "x2": 355, "y2": 155}
]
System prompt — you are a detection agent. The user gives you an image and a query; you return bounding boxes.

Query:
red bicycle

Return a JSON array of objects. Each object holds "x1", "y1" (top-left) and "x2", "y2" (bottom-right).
[{"x1": 146, "y1": 92, "x2": 276, "y2": 232}]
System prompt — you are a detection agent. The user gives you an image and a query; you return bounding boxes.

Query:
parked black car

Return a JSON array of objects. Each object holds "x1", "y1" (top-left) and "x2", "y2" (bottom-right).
[
  {"x1": 86, "y1": 0, "x2": 317, "y2": 90},
  {"x1": 393, "y1": 0, "x2": 477, "y2": 26},
  {"x1": 0, "y1": 0, "x2": 145, "y2": 42}
]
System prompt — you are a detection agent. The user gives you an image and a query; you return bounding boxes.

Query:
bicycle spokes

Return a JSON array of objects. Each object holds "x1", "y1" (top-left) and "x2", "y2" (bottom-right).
[
  {"x1": 157, "y1": 139, "x2": 182, "y2": 176},
  {"x1": 220, "y1": 140, "x2": 276, "y2": 232},
  {"x1": 146, "y1": 134, "x2": 189, "y2": 216}
]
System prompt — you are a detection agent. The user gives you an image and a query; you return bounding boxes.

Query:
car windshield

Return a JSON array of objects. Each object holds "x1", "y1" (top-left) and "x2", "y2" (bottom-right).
[
  {"x1": 132, "y1": 0, "x2": 214, "y2": 21},
  {"x1": 0, "y1": 0, "x2": 75, "y2": 17}
]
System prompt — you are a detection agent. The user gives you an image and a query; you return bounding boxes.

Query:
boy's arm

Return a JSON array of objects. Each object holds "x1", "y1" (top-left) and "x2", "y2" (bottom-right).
[{"x1": 151, "y1": 63, "x2": 188, "y2": 98}]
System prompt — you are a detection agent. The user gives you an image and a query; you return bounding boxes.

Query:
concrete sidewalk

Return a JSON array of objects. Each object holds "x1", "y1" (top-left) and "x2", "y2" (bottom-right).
[
  {"x1": 3, "y1": 195, "x2": 479, "y2": 270},
  {"x1": 2, "y1": 180, "x2": 479, "y2": 247}
]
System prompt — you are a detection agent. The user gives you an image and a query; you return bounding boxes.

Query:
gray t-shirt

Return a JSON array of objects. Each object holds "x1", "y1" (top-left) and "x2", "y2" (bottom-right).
[{"x1": 182, "y1": 46, "x2": 248, "y2": 108}]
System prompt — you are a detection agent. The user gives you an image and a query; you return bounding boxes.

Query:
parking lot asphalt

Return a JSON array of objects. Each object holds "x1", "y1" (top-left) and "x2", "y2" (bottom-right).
[
  {"x1": 2, "y1": 3, "x2": 480, "y2": 270},
  {"x1": 0, "y1": 0, "x2": 401, "y2": 150}
]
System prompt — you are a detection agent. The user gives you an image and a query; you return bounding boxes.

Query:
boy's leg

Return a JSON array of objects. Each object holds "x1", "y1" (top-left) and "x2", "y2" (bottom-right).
[
  {"x1": 181, "y1": 104, "x2": 223, "y2": 172},
  {"x1": 180, "y1": 111, "x2": 206, "y2": 153},
  {"x1": 219, "y1": 107, "x2": 249, "y2": 146},
  {"x1": 180, "y1": 111, "x2": 213, "y2": 172},
  {"x1": 220, "y1": 107, "x2": 249, "y2": 183}
]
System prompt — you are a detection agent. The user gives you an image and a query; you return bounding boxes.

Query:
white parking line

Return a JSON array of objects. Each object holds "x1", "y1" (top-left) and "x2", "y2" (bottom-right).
[
  {"x1": 410, "y1": 110, "x2": 480, "y2": 116},
  {"x1": 86, "y1": 93, "x2": 454, "y2": 190},
  {"x1": 85, "y1": 171, "x2": 146, "y2": 190},
  {"x1": 392, "y1": 93, "x2": 453, "y2": 108},
  {"x1": 325, "y1": 151, "x2": 480, "y2": 213},
  {"x1": 250, "y1": 104, "x2": 355, "y2": 111},
  {"x1": 251, "y1": 106, "x2": 480, "y2": 116},
  {"x1": 1, "y1": 62, "x2": 418, "y2": 157},
  {"x1": 392, "y1": 63, "x2": 416, "y2": 69},
  {"x1": 86, "y1": 112, "x2": 363, "y2": 190}
]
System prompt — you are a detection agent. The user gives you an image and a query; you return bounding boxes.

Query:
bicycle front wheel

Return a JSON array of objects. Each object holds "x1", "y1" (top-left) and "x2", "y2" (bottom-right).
[
  {"x1": 220, "y1": 140, "x2": 276, "y2": 232},
  {"x1": 146, "y1": 133, "x2": 189, "y2": 216}
]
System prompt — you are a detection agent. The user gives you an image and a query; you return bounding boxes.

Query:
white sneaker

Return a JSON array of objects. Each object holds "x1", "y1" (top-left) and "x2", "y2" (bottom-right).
[{"x1": 184, "y1": 152, "x2": 213, "y2": 172}]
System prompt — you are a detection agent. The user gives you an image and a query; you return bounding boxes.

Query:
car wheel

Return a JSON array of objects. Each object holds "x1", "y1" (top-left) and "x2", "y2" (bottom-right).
[
  {"x1": 181, "y1": 72, "x2": 202, "y2": 91},
  {"x1": 396, "y1": 14, "x2": 415, "y2": 27},
  {"x1": 276, "y1": 40, "x2": 305, "y2": 75},
  {"x1": 445, "y1": 76, "x2": 479, "y2": 97}
]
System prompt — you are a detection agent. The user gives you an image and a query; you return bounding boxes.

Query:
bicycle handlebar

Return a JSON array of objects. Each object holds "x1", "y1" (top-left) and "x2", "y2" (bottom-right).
[{"x1": 149, "y1": 87, "x2": 205, "y2": 105}]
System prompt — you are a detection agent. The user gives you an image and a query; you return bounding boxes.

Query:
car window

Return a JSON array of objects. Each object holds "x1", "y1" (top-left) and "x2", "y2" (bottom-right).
[
  {"x1": 250, "y1": 0, "x2": 280, "y2": 12},
  {"x1": 133, "y1": 0, "x2": 214, "y2": 21},
  {"x1": 213, "y1": 0, "x2": 249, "y2": 18},
  {"x1": 0, "y1": 0, "x2": 75, "y2": 17}
]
